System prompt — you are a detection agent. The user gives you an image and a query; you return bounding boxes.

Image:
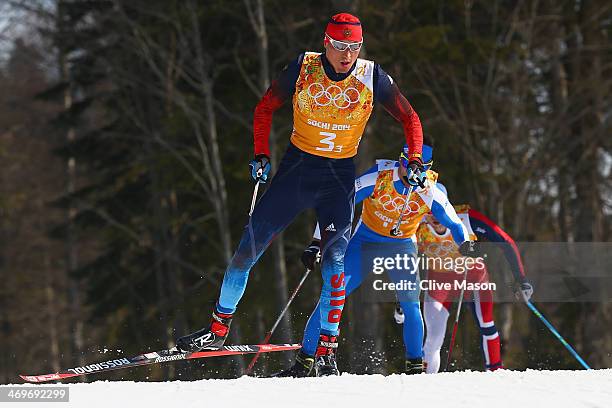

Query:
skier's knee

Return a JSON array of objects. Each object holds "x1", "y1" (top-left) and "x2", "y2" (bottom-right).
[{"x1": 320, "y1": 237, "x2": 347, "y2": 265}]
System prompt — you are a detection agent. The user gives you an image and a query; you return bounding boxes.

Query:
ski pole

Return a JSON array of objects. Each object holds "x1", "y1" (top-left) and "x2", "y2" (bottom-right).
[
  {"x1": 521, "y1": 297, "x2": 591, "y2": 370},
  {"x1": 445, "y1": 268, "x2": 469, "y2": 371},
  {"x1": 389, "y1": 187, "x2": 408, "y2": 236},
  {"x1": 249, "y1": 180, "x2": 261, "y2": 216},
  {"x1": 245, "y1": 267, "x2": 313, "y2": 375},
  {"x1": 390, "y1": 186, "x2": 416, "y2": 236}
]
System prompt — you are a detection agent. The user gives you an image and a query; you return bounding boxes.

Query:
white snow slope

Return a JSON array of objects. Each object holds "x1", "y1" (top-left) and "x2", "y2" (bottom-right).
[{"x1": 3, "y1": 369, "x2": 612, "y2": 408}]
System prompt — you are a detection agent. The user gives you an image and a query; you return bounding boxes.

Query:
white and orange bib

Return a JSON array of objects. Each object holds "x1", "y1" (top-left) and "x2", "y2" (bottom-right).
[
  {"x1": 417, "y1": 205, "x2": 476, "y2": 273},
  {"x1": 361, "y1": 162, "x2": 438, "y2": 238}
]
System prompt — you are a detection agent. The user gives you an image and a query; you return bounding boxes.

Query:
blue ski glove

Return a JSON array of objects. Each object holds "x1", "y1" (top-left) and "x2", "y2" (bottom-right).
[
  {"x1": 515, "y1": 277, "x2": 534, "y2": 301},
  {"x1": 405, "y1": 159, "x2": 426, "y2": 188},
  {"x1": 249, "y1": 154, "x2": 271, "y2": 183},
  {"x1": 301, "y1": 240, "x2": 321, "y2": 270}
]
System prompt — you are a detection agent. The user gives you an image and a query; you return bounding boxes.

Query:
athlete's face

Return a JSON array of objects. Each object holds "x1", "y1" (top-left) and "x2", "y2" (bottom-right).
[
  {"x1": 426, "y1": 213, "x2": 447, "y2": 234},
  {"x1": 324, "y1": 37, "x2": 361, "y2": 73}
]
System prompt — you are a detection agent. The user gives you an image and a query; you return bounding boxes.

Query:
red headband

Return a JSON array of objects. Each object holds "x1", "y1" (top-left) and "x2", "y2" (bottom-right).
[{"x1": 325, "y1": 13, "x2": 362, "y2": 42}]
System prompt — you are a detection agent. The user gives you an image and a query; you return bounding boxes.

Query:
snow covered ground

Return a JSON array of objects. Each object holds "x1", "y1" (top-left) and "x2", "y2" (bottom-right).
[{"x1": 3, "y1": 369, "x2": 611, "y2": 408}]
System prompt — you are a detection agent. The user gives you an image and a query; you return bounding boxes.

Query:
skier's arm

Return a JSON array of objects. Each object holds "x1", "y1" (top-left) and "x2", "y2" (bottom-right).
[
  {"x1": 430, "y1": 187, "x2": 469, "y2": 245},
  {"x1": 375, "y1": 65, "x2": 423, "y2": 162},
  {"x1": 253, "y1": 54, "x2": 303, "y2": 156},
  {"x1": 354, "y1": 164, "x2": 378, "y2": 204},
  {"x1": 468, "y1": 208, "x2": 527, "y2": 280}
]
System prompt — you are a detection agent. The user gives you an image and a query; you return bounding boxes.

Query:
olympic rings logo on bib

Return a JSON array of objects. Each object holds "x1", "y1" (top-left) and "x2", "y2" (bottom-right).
[
  {"x1": 307, "y1": 83, "x2": 360, "y2": 109},
  {"x1": 378, "y1": 194, "x2": 421, "y2": 214},
  {"x1": 424, "y1": 241, "x2": 457, "y2": 257}
]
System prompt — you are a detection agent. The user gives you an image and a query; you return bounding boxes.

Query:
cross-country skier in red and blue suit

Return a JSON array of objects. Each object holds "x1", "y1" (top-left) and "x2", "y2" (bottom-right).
[
  {"x1": 176, "y1": 13, "x2": 426, "y2": 376},
  {"x1": 417, "y1": 183, "x2": 533, "y2": 372}
]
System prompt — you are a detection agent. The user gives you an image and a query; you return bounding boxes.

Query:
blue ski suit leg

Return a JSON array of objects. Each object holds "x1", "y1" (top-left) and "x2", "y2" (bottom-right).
[
  {"x1": 217, "y1": 143, "x2": 354, "y2": 337},
  {"x1": 301, "y1": 223, "x2": 423, "y2": 359}
]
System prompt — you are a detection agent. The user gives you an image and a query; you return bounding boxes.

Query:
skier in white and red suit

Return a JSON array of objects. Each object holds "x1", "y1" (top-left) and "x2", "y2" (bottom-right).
[{"x1": 415, "y1": 183, "x2": 533, "y2": 373}]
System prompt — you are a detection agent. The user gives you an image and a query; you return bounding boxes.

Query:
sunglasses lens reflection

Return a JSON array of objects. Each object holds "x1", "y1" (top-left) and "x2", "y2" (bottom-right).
[{"x1": 328, "y1": 36, "x2": 361, "y2": 52}]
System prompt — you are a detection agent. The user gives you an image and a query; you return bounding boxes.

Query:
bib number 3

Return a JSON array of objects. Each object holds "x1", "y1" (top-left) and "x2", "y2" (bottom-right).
[{"x1": 315, "y1": 132, "x2": 343, "y2": 153}]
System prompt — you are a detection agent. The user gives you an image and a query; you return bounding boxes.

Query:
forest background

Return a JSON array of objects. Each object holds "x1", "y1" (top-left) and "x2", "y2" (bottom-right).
[{"x1": 0, "y1": 0, "x2": 610, "y2": 383}]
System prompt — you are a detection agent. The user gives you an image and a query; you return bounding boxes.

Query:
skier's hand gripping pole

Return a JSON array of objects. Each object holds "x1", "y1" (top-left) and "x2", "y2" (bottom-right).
[
  {"x1": 405, "y1": 159, "x2": 427, "y2": 189},
  {"x1": 248, "y1": 154, "x2": 271, "y2": 216}
]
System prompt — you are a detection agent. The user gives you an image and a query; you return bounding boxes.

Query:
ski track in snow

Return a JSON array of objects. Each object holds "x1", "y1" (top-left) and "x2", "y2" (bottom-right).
[{"x1": 3, "y1": 369, "x2": 612, "y2": 408}]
